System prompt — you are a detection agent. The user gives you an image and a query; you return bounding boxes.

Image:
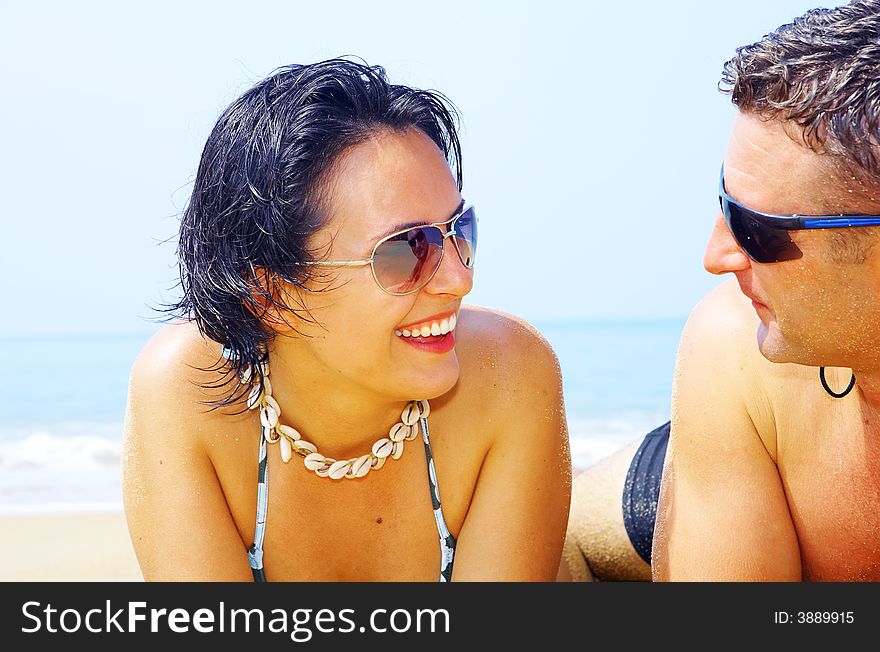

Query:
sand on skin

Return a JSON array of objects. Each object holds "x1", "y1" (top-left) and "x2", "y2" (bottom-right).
[{"x1": 0, "y1": 511, "x2": 142, "y2": 581}]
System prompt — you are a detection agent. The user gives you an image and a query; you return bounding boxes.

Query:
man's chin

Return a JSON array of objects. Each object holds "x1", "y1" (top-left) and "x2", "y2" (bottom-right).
[{"x1": 756, "y1": 322, "x2": 794, "y2": 363}]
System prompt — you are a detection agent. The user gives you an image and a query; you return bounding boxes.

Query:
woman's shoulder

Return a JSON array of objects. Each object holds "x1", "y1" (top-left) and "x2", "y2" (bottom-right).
[
  {"x1": 126, "y1": 321, "x2": 232, "y2": 442},
  {"x1": 129, "y1": 321, "x2": 221, "y2": 394},
  {"x1": 458, "y1": 304, "x2": 559, "y2": 364},
  {"x1": 454, "y1": 305, "x2": 562, "y2": 413}
]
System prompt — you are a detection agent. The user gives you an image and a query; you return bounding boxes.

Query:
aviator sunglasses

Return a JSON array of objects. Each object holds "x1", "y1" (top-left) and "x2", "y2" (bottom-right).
[
  {"x1": 719, "y1": 165, "x2": 880, "y2": 263},
  {"x1": 300, "y1": 203, "x2": 477, "y2": 295}
]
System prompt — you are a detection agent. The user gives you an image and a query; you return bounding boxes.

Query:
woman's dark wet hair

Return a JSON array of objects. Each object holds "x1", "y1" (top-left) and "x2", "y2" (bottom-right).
[{"x1": 168, "y1": 59, "x2": 463, "y2": 408}]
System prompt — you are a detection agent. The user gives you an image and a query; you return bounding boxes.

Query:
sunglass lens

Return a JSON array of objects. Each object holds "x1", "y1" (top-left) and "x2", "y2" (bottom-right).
[
  {"x1": 453, "y1": 207, "x2": 477, "y2": 268},
  {"x1": 372, "y1": 227, "x2": 443, "y2": 294},
  {"x1": 722, "y1": 198, "x2": 802, "y2": 264}
]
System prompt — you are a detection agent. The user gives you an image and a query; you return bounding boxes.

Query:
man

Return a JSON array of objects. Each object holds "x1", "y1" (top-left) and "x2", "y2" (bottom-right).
[{"x1": 561, "y1": 0, "x2": 880, "y2": 581}]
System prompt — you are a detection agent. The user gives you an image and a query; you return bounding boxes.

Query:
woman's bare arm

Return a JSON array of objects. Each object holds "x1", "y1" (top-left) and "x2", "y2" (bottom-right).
[
  {"x1": 451, "y1": 312, "x2": 571, "y2": 581},
  {"x1": 122, "y1": 325, "x2": 254, "y2": 581}
]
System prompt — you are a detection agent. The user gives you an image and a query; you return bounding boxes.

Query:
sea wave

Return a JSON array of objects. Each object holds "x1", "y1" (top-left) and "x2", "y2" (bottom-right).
[
  {"x1": 0, "y1": 430, "x2": 123, "y2": 507},
  {"x1": 567, "y1": 413, "x2": 667, "y2": 468},
  {"x1": 0, "y1": 431, "x2": 121, "y2": 471},
  {"x1": 0, "y1": 413, "x2": 668, "y2": 507}
]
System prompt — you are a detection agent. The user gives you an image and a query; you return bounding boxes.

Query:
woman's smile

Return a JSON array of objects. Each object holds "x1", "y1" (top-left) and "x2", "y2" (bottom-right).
[
  {"x1": 395, "y1": 310, "x2": 458, "y2": 338},
  {"x1": 393, "y1": 310, "x2": 458, "y2": 354}
]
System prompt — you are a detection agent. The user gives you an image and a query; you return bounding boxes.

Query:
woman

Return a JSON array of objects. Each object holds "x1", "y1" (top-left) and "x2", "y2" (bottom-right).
[{"x1": 122, "y1": 59, "x2": 570, "y2": 581}]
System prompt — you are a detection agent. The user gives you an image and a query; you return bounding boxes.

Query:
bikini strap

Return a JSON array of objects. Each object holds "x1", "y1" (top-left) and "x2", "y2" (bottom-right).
[
  {"x1": 421, "y1": 416, "x2": 456, "y2": 582},
  {"x1": 248, "y1": 427, "x2": 269, "y2": 581}
]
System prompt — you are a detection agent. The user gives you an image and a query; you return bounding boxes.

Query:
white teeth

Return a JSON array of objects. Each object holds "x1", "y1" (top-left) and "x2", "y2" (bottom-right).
[{"x1": 395, "y1": 313, "x2": 458, "y2": 338}]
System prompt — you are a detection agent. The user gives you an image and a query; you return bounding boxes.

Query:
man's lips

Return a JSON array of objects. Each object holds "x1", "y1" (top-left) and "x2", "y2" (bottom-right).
[
  {"x1": 747, "y1": 295, "x2": 773, "y2": 319},
  {"x1": 735, "y1": 278, "x2": 770, "y2": 312}
]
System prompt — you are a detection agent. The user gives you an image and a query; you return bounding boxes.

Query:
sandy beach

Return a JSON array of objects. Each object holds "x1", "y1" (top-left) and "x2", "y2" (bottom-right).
[{"x1": 0, "y1": 510, "x2": 142, "y2": 581}]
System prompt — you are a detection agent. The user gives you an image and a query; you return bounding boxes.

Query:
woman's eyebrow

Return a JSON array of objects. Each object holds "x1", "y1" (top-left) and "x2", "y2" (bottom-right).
[{"x1": 370, "y1": 199, "x2": 465, "y2": 241}]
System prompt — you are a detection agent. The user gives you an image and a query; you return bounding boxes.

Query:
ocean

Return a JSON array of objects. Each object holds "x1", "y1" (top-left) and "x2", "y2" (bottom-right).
[{"x1": 0, "y1": 319, "x2": 684, "y2": 511}]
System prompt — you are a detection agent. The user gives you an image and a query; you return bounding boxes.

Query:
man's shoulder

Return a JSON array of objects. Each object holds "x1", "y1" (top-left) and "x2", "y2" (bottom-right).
[
  {"x1": 683, "y1": 280, "x2": 811, "y2": 384},
  {"x1": 684, "y1": 281, "x2": 779, "y2": 379},
  {"x1": 686, "y1": 280, "x2": 759, "y2": 348},
  {"x1": 677, "y1": 280, "x2": 818, "y2": 456}
]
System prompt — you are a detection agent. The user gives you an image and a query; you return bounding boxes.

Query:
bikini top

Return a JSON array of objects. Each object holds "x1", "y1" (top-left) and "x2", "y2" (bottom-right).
[{"x1": 246, "y1": 413, "x2": 457, "y2": 581}]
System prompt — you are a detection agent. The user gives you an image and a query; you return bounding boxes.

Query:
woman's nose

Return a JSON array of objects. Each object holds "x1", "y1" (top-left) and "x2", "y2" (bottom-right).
[
  {"x1": 424, "y1": 238, "x2": 474, "y2": 297},
  {"x1": 703, "y1": 213, "x2": 751, "y2": 275}
]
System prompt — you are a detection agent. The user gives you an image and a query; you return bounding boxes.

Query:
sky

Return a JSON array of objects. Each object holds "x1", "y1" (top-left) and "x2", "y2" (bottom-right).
[{"x1": 0, "y1": 0, "x2": 835, "y2": 335}]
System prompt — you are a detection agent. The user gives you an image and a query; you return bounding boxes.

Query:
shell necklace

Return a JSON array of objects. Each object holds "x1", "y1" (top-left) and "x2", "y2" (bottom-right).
[{"x1": 246, "y1": 361, "x2": 429, "y2": 480}]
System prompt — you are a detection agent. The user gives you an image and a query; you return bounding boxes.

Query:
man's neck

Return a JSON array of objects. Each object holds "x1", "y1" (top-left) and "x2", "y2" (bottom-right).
[{"x1": 854, "y1": 366, "x2": 880, "y2": 415}]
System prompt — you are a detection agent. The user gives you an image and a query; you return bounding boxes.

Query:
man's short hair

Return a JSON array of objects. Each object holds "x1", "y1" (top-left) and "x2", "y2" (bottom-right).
[
  {"x1": 721, "y1": 0, "x2": 880, "y2": 179},
  {"x1": 720, "y1": 1, "x2": 880, "y2": 262}
]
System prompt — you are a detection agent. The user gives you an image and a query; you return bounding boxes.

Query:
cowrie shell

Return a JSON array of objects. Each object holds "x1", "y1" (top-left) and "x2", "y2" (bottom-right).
[
  {"x1": 264, "y1": 426, "x2": 280, "y2": 444},
  {"x1": 315, "y1": 466, "x2": 330, "y2": 477},
  {"x1": 247, "y1": 385, "x2": 262, "y2": 410},
  {"x1": 328, "y1": 460, "x2": 352, "y2": 480},
  {"x1": 404, "y1": 423, "x2": 419, "y2": 441},
  {"x1": 416, "y1": 399, "x2": 430, "y2": 419},
  {"x1": 239, "y1": 366, "x2": 252, "y2": 385},
  {"x1": 277, "y1": 425, "x2": 301, "y2": 441},
  {"x1": 389, "y1": 423, "x2": 407, "y2": 442},
  {"x1": 372, "y1": 438, "x2": 394, "y2": 459},
  {"x1": 295, "y1": 440, "x2": 318, "y2": 455},
  {"x1": 351, "y1": 455, "x2": 372, "y2": 478},
  {"x1": 371, "y1": 456, "x2": 386, "y2": 471},
  {"x1": 260, "y1": 405, "x2": 279, "y2": 429},
  {"x1": 304, "y1": 452, "x2": 326, "y2": 471},
  {"x1": 401, "y1": 402, "x2": 420, "y2": 426},
  {"x1": 264, "y1": 393, "x2": 280, "y2": 417},
  {"x1": 391, "y1": 441, "x2": 404, "y2": 460},
  {"x1": 279, "y1": 435, "x2": 293, "y2": 463}
]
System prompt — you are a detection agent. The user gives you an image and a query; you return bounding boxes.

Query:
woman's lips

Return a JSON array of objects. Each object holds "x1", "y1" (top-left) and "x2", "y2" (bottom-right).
[
  {"x1": 396, "y1": 312, "x2": 457, "y2": 336},
  {"x1": 397, "y1": 330, "x2": 456, "y2": 354}
]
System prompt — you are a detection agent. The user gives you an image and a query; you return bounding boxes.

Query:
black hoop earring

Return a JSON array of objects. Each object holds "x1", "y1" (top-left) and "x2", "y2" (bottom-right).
[{"x1": 819, "y1": 367, "x2": 856, "y2": 399}]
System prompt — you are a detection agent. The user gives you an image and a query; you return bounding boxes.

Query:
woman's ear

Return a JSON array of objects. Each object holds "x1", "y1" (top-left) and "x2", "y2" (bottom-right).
[{"x1": 246, "y1": 266, "x2": 305, "y2": 334}]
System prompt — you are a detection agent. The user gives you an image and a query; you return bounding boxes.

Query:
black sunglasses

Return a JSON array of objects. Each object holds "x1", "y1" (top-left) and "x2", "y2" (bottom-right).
[{"x1": 719, "y1": 165, "x2": 880, "y2": 263}]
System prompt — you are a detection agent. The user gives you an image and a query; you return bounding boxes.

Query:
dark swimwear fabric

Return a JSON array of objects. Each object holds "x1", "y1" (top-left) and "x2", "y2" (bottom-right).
[{"x1": 621, "y1": 421, "x2": 670, "y2": 565}]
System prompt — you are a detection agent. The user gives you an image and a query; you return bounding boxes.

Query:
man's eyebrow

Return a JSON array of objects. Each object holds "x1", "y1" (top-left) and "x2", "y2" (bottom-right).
[{"x1": 370, "y1": 199, "x2": 465, "y2": 241}]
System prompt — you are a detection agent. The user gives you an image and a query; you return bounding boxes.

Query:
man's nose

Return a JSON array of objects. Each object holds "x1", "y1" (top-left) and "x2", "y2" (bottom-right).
[{"x1": 703, "y1": 213, "x2": 751, "y2": 275}]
